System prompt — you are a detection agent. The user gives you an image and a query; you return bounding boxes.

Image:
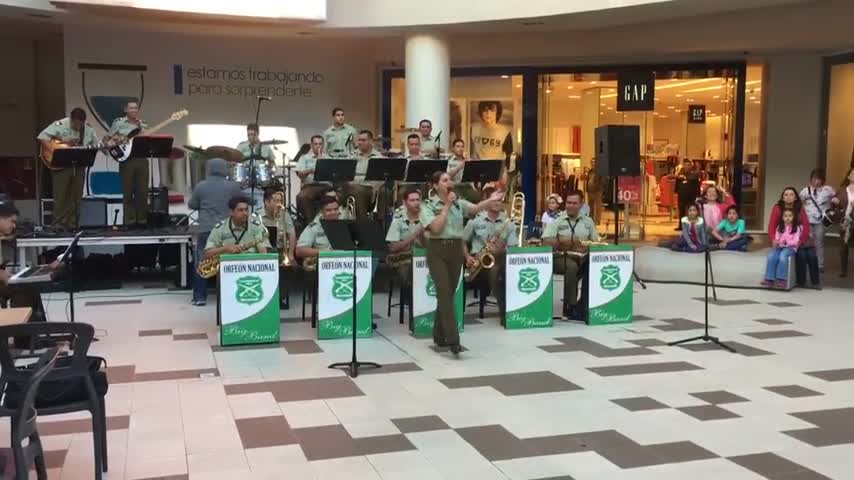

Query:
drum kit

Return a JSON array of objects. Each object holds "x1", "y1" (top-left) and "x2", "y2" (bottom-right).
[{"x1": 182, "y1": 140, "x2": 292, "y2": 190}]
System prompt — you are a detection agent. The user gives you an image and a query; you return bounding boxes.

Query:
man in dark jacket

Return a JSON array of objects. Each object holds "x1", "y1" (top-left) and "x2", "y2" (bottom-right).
[
  {"x1": 188, "y1": 158, "x2": 243, "y2": 305},
  {"x1": 675, "y1": 160, "x2": 701, "y2": 231}
]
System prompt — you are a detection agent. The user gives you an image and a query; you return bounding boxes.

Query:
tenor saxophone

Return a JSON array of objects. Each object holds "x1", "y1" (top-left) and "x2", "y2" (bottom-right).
[
  {"x1": 274, "y1": 204, "x2": 291, "y2": 267},
  {"x1": 196, "y1": 237, "x2": 267, "y2": 279},
  {"x1": 464, "y1": 192, "x2": 525, "y2": 282}
]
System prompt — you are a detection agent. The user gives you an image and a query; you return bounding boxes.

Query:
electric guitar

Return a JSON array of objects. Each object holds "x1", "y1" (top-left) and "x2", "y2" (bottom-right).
[{"x1": 108, "y1": 109, "x2": 189, "y2": 162}]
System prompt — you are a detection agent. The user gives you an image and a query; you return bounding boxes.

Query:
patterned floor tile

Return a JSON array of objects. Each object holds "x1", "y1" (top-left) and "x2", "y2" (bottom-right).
[
  {"x1": 691, "y1": 297, "x2": 760, "y2": 306},
  {"x1": 753, "y1": 318, "x2": 794, "y2": 325},
  {"x1": 677, "y1": 341, "x2": 774, "y2": 357},
  {"x1": 281, "y1": 339, "x2": 324, "y2": 354},
  {"x1": 742, "y1": 330, "x2": 811, "y2": 340},
  {"x1": 804, "y1": 368, "x2": 854, "y2": 382},
  {"x1": 610, "y1": 397, "x2": 669, "y2": 412},
  {"x1": 763, "y1": 385, "x2": 824, "y2": 398},
  {"x1": 677, "y1": 405, "x2": 741, "y2": 421},
  {"x1": 539, "y1": 337, "x2": 659, "y2": 357},
  {"x1": 358, "y1": 362, "x2": 423, "y2": 375},
  {"x1": 588, "y1": 361, "x2": 703, "y2": 377},
  {"x1": 225, "y1": 377, "x2": 365, "y2": 402},
  {"x1": 652, "y1": 318, "x2": 712, "y2": 331},
  {"x1": 767, "y1": 301, "x2": 802, "y2": 307},
  {"x1": 235, "y1": 415, "x2": 298, "y2": 449},
  {"x1": 728, "y1": 452, "x2": 832, "y2": 479},
  {"x1": 690, "y1": 390, "x2": 750, "y2": 405},
  {"x1": 783, "y1": 407, "x2": 854, "y2": 447},
  {"x1": 391, "y1": 416, "x2": 450, "y2": 434},
  {"x1": 440, "y1": 371, "x2": 581, "y2": 396}
]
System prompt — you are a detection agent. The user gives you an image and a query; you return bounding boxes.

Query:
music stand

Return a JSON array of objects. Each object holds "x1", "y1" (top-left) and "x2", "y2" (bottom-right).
[
  {"x1": 314, "y1": 158, "x2": 357, "y2": 186},
  {"x1": 461, "y1": 159, "x2": 504, "y2": 185},
  {"x1": 404, "y1": 160, "x2": 448, "y2": 184},
  {"x1": 50, "y1": 148, "x2": 98, "y2": 171},
  {"x1": 366, "y1": 157, "x2": 407, "y2": 225},
  {"x1": 320, "y1": 219, "x2": 387, "y2": 378},
  {"x1": 58, "y1": 231, "x2": 84, "y2": 323},
  {"x1": 130, "y1": 136, "x2": 174, "y2": 227}
]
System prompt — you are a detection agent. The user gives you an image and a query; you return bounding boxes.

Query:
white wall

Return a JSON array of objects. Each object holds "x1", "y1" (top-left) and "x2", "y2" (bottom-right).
[
  {"x1": 762, "y1": 54, "x2": 823, "y2": 219},
  {"x1": 64, "y1": 24, "x2": 394, "y2": 193}
]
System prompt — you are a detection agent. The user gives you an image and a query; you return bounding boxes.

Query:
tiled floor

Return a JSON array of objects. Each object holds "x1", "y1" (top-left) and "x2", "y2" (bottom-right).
[{"x1": 5, "y1": 280, "x2": 854, "y2": 479}]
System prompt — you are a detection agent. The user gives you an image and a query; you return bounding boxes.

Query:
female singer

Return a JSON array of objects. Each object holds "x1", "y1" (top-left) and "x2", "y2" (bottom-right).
[{"x1": 421, "y1": 171, "x2": 504, "y2": 355}]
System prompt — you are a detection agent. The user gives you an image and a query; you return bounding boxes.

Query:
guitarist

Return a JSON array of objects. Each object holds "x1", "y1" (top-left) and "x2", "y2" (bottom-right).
[
  {"x1": 109, "y1": 100, "x2": 149, "y2": 228},
  {"x1": 37, "y1": 108, "x2": 99, "y2": 230}
]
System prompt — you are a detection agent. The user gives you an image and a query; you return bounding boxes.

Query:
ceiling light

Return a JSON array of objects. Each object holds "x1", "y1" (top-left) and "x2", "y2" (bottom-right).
[
  {"x1": 501, "y1": 75, "x2": 509, "y2": 79},
  {"x1": 546, "y1": 89, "x2": 551, "y2": 94},
  {"x1": 659, "y1": 115, "x2": 668, "y2": 118},
  {"x1": 591, "y1": 81, "x2": 598, "y2": 85},
  {"x1": 655, "y1": 78, "x2": 719, "y2": 91},
  {"x1": 515, "y1": 83, "x2": 521, "y2": 88},
  {"x1": 750, "y1": 96, "x2": 756, "y2": 100},
  {"x1": 600, "y1": 103, "x2": 606, "y2": 107},
  {"x1": 608, "y1": 88, "x2": 615, "y2": 92},
  {"x1": 606, "y1": 106, "x2": 613, "y2": 110},
  {"x1": 687, "y1": 98, "x2": 695, "y2": 102},
  {"x1": 675, "y1": 109, "x2": 682, "y2": 113},
  {"x1": 567, "y1": 86, "x2": 574, "y2": 89},
  {"x1": 667, "y1": 106, "x2": 675, "y2": 109},
  {"x1": 713, "y1": 95, "x2": 720, "y2": 99},
  {"x1": 681, "y1": 84, "x2": 725, "y2": 93},
  {"x1": 569, "y1": 95, "x2": 581, "y2": 99},
  {"x1": 653, "y1": 112, "x2": 659, "y2": 116},
  {"x1": 675, "y1": 94, "x2": 683, "y2": 98}
]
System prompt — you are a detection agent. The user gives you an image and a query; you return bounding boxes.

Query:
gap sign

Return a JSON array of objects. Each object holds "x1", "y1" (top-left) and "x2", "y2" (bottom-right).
[{"x1": 617, "y1": 71, "x2": 655, "y2": 112}]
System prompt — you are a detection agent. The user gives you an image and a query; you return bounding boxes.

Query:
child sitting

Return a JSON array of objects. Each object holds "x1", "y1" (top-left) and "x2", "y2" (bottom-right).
[
  {"x1": 762, "y1": 207, "x2": 801, "y2": 288},
  {"x1": 712, "y1": 206, "x2": 750, "y2": 251},
  {"x1": 671, "y1": 204, "x2": 707, "y2": 253}
]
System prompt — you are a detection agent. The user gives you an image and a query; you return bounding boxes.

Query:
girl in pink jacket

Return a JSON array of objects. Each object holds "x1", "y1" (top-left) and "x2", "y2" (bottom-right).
[{"x1": 762, "y1": 208, "x2": 801, "y2": 289}]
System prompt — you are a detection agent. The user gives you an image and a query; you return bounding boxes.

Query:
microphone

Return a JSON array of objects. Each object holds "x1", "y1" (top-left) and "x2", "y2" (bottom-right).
[{"x1": 257, "y1": 96, "x2": 272, "y2": 101}]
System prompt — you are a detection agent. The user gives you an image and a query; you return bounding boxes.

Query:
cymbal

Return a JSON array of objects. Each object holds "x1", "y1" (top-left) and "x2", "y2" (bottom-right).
[
  {"x1": 168, "y1": 147, "x2": 185, "y2": 160},
  {"x1": 260, "y1": 139, "x2": 288, "y2": 146},
  {"x1": 183, "y1": 145, "x2": 206, "y2": 156},
  {"x1": 205, "y1": 146, "x2": 243, "y2": 163}
]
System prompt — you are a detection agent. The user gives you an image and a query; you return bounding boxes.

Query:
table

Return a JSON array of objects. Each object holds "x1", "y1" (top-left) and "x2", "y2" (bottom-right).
[
  {"x1": 0, "y1": 307, "x2": 32, "y2": 326},
  {"x1": 16, "y1": 233, "x2": 193, "y2": 287}
]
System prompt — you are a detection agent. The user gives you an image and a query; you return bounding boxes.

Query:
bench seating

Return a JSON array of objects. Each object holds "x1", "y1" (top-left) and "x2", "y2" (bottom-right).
[{"x1": 634, "y1": 246, "x2": 795, "y2": 290}]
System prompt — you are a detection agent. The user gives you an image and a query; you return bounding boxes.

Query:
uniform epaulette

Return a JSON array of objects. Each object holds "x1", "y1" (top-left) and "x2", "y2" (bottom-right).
[
  {"x1": 214, "y1": 221, "x2": 224, "y2": 228},
  {"x1": 53, "y1": 121, "x2": 63, "y2": 126}
]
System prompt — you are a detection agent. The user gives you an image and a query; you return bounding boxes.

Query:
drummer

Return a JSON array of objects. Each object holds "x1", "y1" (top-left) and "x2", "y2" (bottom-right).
[{"x1": 236, "y1": 123, "x2": 275, "y2": 209}]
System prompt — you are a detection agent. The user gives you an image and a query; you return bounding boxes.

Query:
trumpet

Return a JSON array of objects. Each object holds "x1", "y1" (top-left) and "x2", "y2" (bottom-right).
[
  {"x1": 464, "y1": 192, "x2": 525, "y2": 282},
  {"x1": 346, "y1": 196, "x2": 356, "y2": 219}
]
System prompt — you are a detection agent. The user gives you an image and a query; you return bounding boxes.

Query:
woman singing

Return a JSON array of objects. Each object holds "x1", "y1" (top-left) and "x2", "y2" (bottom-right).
[{"x1": 421, "y1": 171, "x2": 504, "y2": 356}]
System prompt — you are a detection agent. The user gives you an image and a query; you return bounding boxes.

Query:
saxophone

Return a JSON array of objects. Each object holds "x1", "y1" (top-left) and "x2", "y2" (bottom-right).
[
  {"x1": 385, "y1": 207, "x2": 420, "y2": 268},
  {"x1": 464, "y1": 192, "x2": 525, "y2": 282},
  {"x1": 196, "y1": 237, "x2": 267, "y2": 279},
  {"x1": 274, "y1": 204, "x2": 291, "y2": 267}
]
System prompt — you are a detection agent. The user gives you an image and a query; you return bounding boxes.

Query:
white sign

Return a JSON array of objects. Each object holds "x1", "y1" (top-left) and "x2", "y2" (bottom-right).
[
  {"x1": 219, "y1": 255, "x2": 279, "y2": 325},
  {"x1": 587, "y1": 249, "x2": 634, "y2": 309}
]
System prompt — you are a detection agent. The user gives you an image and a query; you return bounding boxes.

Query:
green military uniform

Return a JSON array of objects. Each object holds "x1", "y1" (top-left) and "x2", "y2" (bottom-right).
[
  {"x1": 236, "y1": 140, "x2": 274, "y2": 164},
  {"x1": 421, "y1": 134, "x2": 438, "y2": 158},
  {"x1": 385, "y1": 207, "x2": 423, "y2": 285},
  {"x1": 295, "y1": 151, "x2": 329, "y2": 221},
  {"x1": 297, "y1": 219, "x2": 332, "y2": 251},
  {"x1": 110, "y1": 116, "x2": 149, "y2": 225},
  {"x1": 260, "y1": 209, "x2": 295, "y2": 250},
  {"x1": 346, "y1": 149, "x2": 381, "y2": 219},
  {"x1": 463, "y1": 211, "x2": 519, "y2": 324},
  {"x1": 542, "y1": 212, "x2": 600, "y2": 310},
  {"x1": 312, "y1": 206, "x2": 351, "y2": 223},
  {"x1": 449, "y1": 156, "x2": 480, "y2": 204},
  {"x1": 420, "y1": 195, "x2": 476, "y2": 348},
  {"x1": 38, "y1": 118, "x2": 100, "y2": 229},
  {"x1": 323, "y1": 123, "x2": 358, "y2": 158},
  {"x1": 205, "y1": 216, "x2": 270, "y2": 252}
]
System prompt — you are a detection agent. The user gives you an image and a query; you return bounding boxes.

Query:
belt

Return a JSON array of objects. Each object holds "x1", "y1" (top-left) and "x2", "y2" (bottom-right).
[{"x1": 429, "y1": 238, "x2": 461, "y2": 244}]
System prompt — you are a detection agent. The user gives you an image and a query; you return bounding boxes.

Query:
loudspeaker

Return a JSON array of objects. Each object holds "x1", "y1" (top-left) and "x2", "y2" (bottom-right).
[
  {"x1": 79, "y1": 198, "x2": 107, "y2": 228},
  {"x1": 595, "y1": 125, "x2": 641, "y2": 177}
]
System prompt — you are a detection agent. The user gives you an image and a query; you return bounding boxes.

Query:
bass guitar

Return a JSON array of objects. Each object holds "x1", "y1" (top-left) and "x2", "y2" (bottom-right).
[{"x1": 108, "y1": 109, "x2": 189, "y2": 162}]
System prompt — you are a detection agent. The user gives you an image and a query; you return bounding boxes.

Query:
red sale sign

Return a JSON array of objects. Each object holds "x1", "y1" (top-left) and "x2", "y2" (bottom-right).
[{"x1": 617, "y1": 176, "x2": 642, "y2": 204}]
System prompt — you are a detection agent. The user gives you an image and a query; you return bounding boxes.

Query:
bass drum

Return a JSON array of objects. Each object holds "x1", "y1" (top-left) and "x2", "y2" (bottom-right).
[
  {"x1": 254, "y1": 164, "x2": 274, "y2": 187},
  {"x1": 228, "y1": 163, "x2": 249, "y2": 186}
]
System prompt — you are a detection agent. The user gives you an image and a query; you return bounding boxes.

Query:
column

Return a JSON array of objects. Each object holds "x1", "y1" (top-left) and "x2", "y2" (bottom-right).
[{"x1": 405, "y1": 34, "x2": 450, "y2": 151}]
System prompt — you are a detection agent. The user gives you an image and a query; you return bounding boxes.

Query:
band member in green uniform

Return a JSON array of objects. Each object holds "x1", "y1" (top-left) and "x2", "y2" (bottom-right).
[
  {"x1": 385, "y1": 188, "x2": 424, "y2": 288},
  {"x1": 448, "y1": 139, "x2": 480, "y2": 204},
  {"x1": 418, "y1": 119, "x2": 438, "y2": 158},
  {"x1": 463, "y1": 189, "x2": 519, "y2": 325},
  {"x1": 296, "y1": 196, "x2": 339, "y2": 264},
  {"x1": 37, "y1": 108, "x2": 100, "y2": 230},
  {"x1": 260, "y1": 189, "x2": 296, "y2": 265},
  {"x1": 296, "y1": 135, "x2": 330, "y2": 221},
  {"x1": 236, "y1": 123, "x2": 275, "y2": 165},
  {"x1": 323, "y1": 107, "x2": 358, "y2": 158},
  {"x1": 541, "y1": 190, "x2": 600, "y2": 319},
  {"x1": 406, "y1": 133, "x2": 423, "y2": 159},
  {"x1": 345, "y1": 130, "x2": 381, "y2": 219},
  {"x1": 204, "y1": 196, "x2": 269, "y2": 258},
  {"x1": 421, "y1": 171, "x2": 504, "y2": 355},
  {"x1": 110, "y1": 101, "x2": 149, "y2": 227}
]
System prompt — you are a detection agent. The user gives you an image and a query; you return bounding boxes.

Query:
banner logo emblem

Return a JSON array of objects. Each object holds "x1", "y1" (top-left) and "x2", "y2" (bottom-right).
[
  {"x1": 426, "y1": 277, "x2": 437, "y2": 297},
  {"x1": 332, "y1": 272, "x2": 355, "y2": 300},
  {"x1": 235, "y1": 276, "x2": 264, "y2": 305},
  {"x1": 518, "y1": 268, "x2": 540, "y2": 294},
  {"x1": 600, "y1": 265, "x2": 621, "y2": 291}
]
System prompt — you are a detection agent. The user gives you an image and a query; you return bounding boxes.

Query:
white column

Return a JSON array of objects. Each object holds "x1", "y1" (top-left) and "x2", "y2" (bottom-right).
[{"x1": 405, "y1": 34, "x2": 450, "y2": 151}]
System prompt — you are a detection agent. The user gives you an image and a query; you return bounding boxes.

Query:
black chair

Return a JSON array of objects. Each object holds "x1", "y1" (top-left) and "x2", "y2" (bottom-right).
[
  {"x1": 386, "y1": 273, "x2": 411, "y2": 326},
  {"x1": 0, "y1": 323, "x2": 109, "y2": 480},
  {"x1": 1, "y1": 347, "x2": 59, "y2": 480}
]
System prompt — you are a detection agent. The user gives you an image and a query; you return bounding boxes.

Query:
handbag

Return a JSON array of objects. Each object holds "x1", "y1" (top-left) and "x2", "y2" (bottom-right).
[{"x1": 807, "y1": 188, "x2": 837, "y2": 228}]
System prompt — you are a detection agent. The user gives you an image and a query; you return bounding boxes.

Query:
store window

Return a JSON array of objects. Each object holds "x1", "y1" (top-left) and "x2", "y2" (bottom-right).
[
  {"x1": 388, "y1": 74, "x2": 524, "y2": 191},
  {"x1": 824, "y1": 57, "x2": 854, "y2": 188},
  {"x1": 538, "y1": 67, "x2": 761, "y2": 235}
]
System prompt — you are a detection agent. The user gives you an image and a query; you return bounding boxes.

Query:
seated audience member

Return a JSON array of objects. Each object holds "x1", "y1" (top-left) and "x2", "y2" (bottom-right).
[
  {"x1": 762, "y1": 207, "x2": 801, "y2": 289},
  {"x1": 671, "y1": 204, "x2": 706, "y2": 253},
  {"x1": 541, "y1": 194, "x2": 562, "y2": 227},
  {"x1": 712, "y1": 205, "x2": 750, "y2": 251},
  {"x1": 767, "y1": 186, "x2": 817, "y2": 288},
  {"x1": 701, "y1": 185, "x2": 734, "y2": 233}
]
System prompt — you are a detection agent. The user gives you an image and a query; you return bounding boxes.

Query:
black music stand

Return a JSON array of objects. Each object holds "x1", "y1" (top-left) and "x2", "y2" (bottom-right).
[
  {"x1": 315, "y1": 158, "x2": 357, "y2": 186},
  {"x1": 130, "y1": 136, "x2": 174, "y2": 227},
  {"x1": 461, "y1": 159, "x2": 504, "y2": 186},
  {"x1": 366, "y1": 157, "x2": 407, "y2": 225},
  {"x1": 321, "y1": 219, "x2": 387, "y2": 378},
  {"x1": 58, "y1": 231, "x2": 84, "y2": 323},
  {"x1": 51, "y1": 148, "x2": 98, "y2": 171},
  {"x1": 404, "y1": 160, "x2": 448, "y2": 184}
]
